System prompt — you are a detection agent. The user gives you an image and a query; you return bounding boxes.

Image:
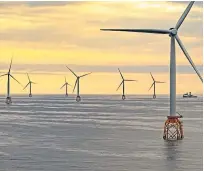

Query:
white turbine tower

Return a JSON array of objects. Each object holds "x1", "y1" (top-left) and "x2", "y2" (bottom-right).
[
  {"x1": 23, "y1": 73, "x2": 36, "y2": 97},
  {"x1": 149, "y1": 72, "x2": 165, "y2": 99},
  {"x1": 66, "y1": 67, "x2": 92, "y2": 102},
  {"x1": 101, "y1": 1, "x2": 202, "y2": 140},
  {"x1": 60, "y1": 76, "x2": 71, "y2": 97},
  {"x1": 0, "y1": 58, "x2": 21, "y2": 104},
  {"x1": 117, "y1": 68, "x2": 137, "y2": 100}
]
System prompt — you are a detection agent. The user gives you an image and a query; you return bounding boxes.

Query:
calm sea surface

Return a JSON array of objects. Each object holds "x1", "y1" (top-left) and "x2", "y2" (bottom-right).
[{"x1": 0, "y1": 95, "x2": 202, "y2": 171}]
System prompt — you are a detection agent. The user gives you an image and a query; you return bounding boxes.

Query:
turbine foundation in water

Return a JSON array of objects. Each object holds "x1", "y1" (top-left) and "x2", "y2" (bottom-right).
[
  {"x1": 6, "y1": 97, "x2": 12, "y2": 104},
  {"x1": 163, "y1": 116, "x2": 184, "y2": 141},
  {"x1": 76, "y1": 95, "x2": 81, "y2": 102}
]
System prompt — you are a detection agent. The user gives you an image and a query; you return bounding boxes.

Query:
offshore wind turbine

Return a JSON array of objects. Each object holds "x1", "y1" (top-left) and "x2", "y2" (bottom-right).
[
  {"x1": 60, "y1": 76, "x2": 71, "y2": 97},
  {"x1": 148, "y1": 72, "x2": 165, "y2": 99},
  {"x1": 66, "y1": 67, "x2": 92, "y2": 102},
  {"x1": 101, "y1": 1, "x2": 202, "y2": 140},
  {"x1": 23, "y1": 73, "x2": 36, "y2": 97},
  {"x1": 0, "y1": 58, "x2": 21, "y2": 104},
  {"x1": 117, "y1": 68, "x2": 137, "y2": 100}
]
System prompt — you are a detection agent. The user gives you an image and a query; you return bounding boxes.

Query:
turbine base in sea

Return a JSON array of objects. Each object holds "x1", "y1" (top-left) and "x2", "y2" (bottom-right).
[
  {"x1": 6, "y1": 96, "x2": 12, "y2": 104},
  {"x1": 101, "y1": 1, "x2": 202, "y2": 140},
  {"x1": 76, "y1": 95, "x2": 81, "y2": 102},
  {"x1": 163, "y1": 116, "x2": 184, "y2": 140}
]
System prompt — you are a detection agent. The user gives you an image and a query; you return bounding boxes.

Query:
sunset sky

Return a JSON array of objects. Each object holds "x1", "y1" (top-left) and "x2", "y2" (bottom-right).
[{"x1": 0, "y1": 1, "x2": 203, "y2": 95}]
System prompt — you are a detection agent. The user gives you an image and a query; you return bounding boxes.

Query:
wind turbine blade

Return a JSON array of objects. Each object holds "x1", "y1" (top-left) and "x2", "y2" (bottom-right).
[
  {"x1": 80, "y1": 72, "x2": 92, "y2": 78},
  {"x1": 23, "y1": 83, "x2": 29, "y2": 90},
  {"x1": 73, "y1": 79, "x2": 77, "y2": 93},
  {"x1": 0, "y1": 73, "x2": 7, "y2": 78},
  {"x1": 116, "y1": 81, "x2": 123, "y2": 91},
  {"x1": 156, "y1": 81, "x2": 165, "y2": 83},
  {"x1": 60, "y1": 83, "x2": 66, "y2": 89},
  {"x1": 10, "y1": 75, "x2": 22, "y2": 85},
  {"x1": 100, "y1": 29, "x2": 171, "y2": 34},
  {"x1": 175, "y1": 1, "x2": 194, "y2": 30},
  {"x1": 148, "y1": 83, "x2": 154, "y2": 91},
  {"x1": 31, "y1": 82, "x2": 37, "y2": 84},
  {"x1": 118, "y1": 68, "x2": 124, "y2": 80},
  {"x1": 175, "y1": 35, "x2": 203, "y2": 82},
  {"x1": 8, "y1": 58, "x2": 13, "y2": 73},
  {"x1": 68, "y1": 83, "x2": 72, "y2": 86},
  {"x1": 66, "y1": 66, "x2": 77, "y2": 77},
  {"x1": 125, "y1": 79, "x2": 137, "y2": 81},
  {"x1": 27, "y1": 73, "x2": 30, "y2": 81},
  {"x1": 65, "y1": 76, "x2": 67, "y2": 83},
  {"x1": 150, "y1": 72, "x2": 155, "y2": 81}
]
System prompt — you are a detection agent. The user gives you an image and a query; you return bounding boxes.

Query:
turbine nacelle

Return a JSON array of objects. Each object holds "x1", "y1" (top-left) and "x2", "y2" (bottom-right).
[{"x1": 169, "y1": 28, "x2": 177, "y2": 36}]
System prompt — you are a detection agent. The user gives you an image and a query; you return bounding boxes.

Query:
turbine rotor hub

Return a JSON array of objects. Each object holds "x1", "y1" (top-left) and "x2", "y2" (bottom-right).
[{"x1": 169, "y1": 28, "x2": 177, "y2": 36}]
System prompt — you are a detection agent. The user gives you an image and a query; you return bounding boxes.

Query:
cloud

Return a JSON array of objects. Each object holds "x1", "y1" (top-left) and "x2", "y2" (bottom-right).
[
  {"x1": 0, "y1": 1, "x2": 70, "y2": 7},
  {"x1": 0, "y1": 63, "x2": 202, "y2": 75},
  {"x1": 171, "y1": 1, "x2": 203, "y2": 7},
  {"x1": 0, "y1": 1, "x2": 202, "y2": 54},
  {"x1": 0, "y1": 2, "x2": 202, "y2": 72}
]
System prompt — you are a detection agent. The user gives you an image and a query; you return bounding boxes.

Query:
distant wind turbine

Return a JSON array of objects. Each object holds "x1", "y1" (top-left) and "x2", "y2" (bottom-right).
[
  {"x1": 60, "y1": 76, "x2": 71, "y2": 97},
  {"x1": 0, "y1": 58, "x2": 21, "y2": 104},
  {"x1": 66, "y1": 67, "x2": 92, "y2": 102},
  {"x1": 23, "y1": 73, "x2": 36, "y2": 97},
  {"x1": 148, "y1": 72, "x2": 165, "y2": 99},
  {"x1": 100, "y1": 1, "x2": 203, "y2": 140},
  {"x1": 117, "y1": 68, "x2": 137, "y2": 100}
]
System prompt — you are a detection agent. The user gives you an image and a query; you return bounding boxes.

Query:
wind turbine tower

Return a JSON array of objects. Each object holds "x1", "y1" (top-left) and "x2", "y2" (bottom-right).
[
  {"x1": 149, "y1": 72, "x2": 165, "y2": 99},
  {"x1": 117, "y1": 68, "x2": 137, "y2": 100},
  {"x1": 60, "y1": 76, "x2": 71, "y2": 96},
  {"x1": 23, "y1": 73, "x2": 36, "y2": 97},
  {"x1": 0, "y1": 58, "x2": 21, "y2": 104},
  {"x1": 67, "y1": 67, "x2": 92, "y2": 102},
  {"x1": 100, "y1": 1, "x2": 203, "y2": 140}
]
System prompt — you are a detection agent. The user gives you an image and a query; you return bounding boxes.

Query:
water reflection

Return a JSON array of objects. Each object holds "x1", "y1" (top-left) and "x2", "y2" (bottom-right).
[{"x1": 163, "y1": 140, "x2": 183, "y2": 171}]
